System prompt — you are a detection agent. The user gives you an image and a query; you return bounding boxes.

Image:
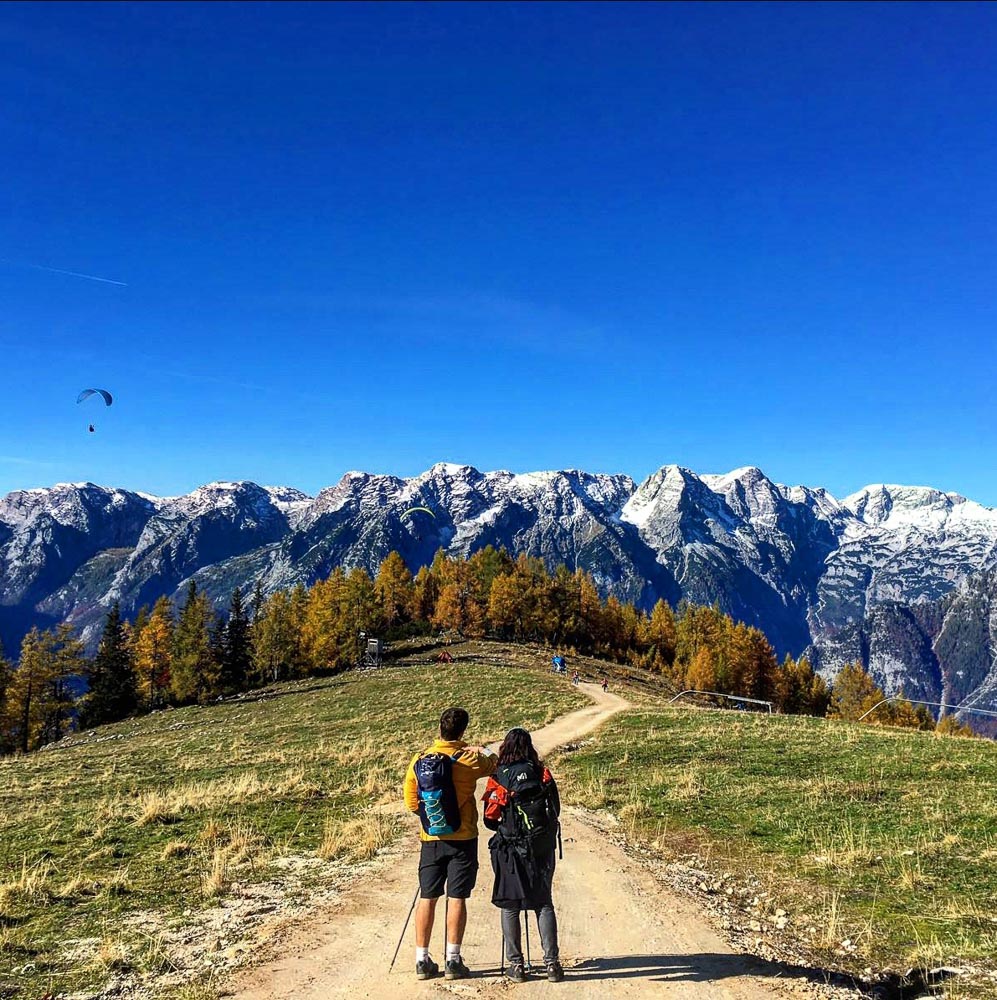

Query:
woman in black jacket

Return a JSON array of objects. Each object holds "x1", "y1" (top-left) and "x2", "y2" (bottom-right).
[{"x1": 482, "y1": 727, "x2": 564, "y2": 983}]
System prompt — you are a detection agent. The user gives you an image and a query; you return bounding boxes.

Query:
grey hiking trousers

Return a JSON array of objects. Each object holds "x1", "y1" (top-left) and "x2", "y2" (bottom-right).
[{"x1": 501, "y1": 903, "x2": 559, "y2": 966}]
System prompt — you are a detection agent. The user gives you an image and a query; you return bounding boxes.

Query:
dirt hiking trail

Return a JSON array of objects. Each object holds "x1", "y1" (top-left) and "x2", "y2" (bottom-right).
[{"x1": 230, "y1": 684, "x2": 846, "y2": 999}]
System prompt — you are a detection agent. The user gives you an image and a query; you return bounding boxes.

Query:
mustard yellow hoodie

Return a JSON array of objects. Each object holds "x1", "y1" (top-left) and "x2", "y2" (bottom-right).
[{"x1": 403, "y1": 738, "x2": 497, "y2": 841}]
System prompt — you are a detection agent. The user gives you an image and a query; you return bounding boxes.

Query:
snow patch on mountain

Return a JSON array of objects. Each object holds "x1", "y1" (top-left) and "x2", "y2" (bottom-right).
[{"x1": 4, "y1": 463, "x2": 997, "y2": 710}]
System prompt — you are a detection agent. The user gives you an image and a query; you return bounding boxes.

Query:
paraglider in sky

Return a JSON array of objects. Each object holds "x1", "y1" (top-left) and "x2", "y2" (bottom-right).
[
  {"x1": 401, "y1": 506, "x2": 436, "y2": 541},
  {"x1": 78, "y1": 388, "x2": 112, "y2": 432},
  {"x1": 77, "y1": 388, "x2": 113, "y2": 406},
  {"x1": 401, "y1": 506, "x2": 436, "y2": 521}
]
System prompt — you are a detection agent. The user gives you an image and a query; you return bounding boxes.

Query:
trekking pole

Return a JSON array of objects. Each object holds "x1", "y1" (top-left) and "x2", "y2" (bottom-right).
[
  {"x1": 524, "y1": 907, "x2": 532, "y2": 972},
  {"x1": 500, "y1": 931, "x2": 505, "y2": 976},
  {"x1": 443, "y1": 896, "x2": 449, "y2": 964},
  {"x1": 389, "y1": 885, "x2": 420, "y2": 972}
]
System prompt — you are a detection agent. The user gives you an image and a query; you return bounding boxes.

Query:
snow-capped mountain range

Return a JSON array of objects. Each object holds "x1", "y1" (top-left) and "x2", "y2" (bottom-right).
[{"x1": 3, "y1": 463, "x2": 997, "y2": 712}]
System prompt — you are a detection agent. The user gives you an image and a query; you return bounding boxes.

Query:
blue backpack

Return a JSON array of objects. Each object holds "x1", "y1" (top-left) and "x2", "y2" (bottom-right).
[{"x1": 415, "y1": 751, "x2": 462, "y2": 836}]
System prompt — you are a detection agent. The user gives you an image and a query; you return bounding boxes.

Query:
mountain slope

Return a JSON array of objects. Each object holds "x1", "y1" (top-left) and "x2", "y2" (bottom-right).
[{"x1": 2, "y1": 463, "x2": 997, "y2": 713}]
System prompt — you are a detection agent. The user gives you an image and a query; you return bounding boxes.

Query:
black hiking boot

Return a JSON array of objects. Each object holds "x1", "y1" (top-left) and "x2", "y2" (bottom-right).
[
  {"x1": 444, "y1": 956, "x2": 471, "y2": 980},
  {"x1": 505, "y1": 962, "x2": 527, "y2": 983},
  {"x1": 415, "y1": 957, "x2": 439, "y2": 980},
  {"x1": 546, "y1": 960, "x2": 565, "y2": 982}
]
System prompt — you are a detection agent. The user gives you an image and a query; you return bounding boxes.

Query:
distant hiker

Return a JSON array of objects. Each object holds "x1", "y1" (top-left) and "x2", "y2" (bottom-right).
[
  {"x1": 571, "y1": 670, "x2": 580, "y2": 686},
  {"x1": 482, "y1": 727, "x2": 564, "y2": 983},
  {"x1": 403, "y1": 707, "x2": 498, "y2": 981},
  {"x1": 601, "y1": 677, "x2": 608, "y2": 694}
]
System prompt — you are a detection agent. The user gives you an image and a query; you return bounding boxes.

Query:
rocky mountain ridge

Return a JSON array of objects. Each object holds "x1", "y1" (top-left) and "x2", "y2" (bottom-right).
[{"x1": 2, "y1": 463, "x2": 996, "y2": 714}]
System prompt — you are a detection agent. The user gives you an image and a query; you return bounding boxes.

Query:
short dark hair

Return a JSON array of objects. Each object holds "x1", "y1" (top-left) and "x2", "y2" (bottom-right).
[{"x1": 440, "y1": 707, "x2": 469, "y2": 741}]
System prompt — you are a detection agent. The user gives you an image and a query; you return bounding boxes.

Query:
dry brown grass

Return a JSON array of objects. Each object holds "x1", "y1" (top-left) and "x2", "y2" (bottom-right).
[
  {"x1": 57, "y1": 875, "x2": 98, "y2": 899},
  {"x1": 317, "y1": 811, "x2": 398, "y2": 862},
  {"x1": 0, "y1": 651, "x2": 587, "y2": 999},
  {"x1": 103, "y1": 868, "x2": 133, "y2": 896},
  {"x1": 161, "y1": 839, "x2": 194, "y2": 860},
  {"x1": 199, "y1": 823, "x2": 267, "y2": 898},
  {"x1": 0, "y1": 857, "x2": 53, "y2": 909},
  {"x1": 88, "y1": 936, "x2": 131, "y2": 974},
  {"x1": 202, "y1": 847, "x2": 230, "y2": 899}
]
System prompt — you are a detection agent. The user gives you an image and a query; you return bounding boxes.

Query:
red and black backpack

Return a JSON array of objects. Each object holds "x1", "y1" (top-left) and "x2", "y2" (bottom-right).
[{"x1": 483, "y1": 760, "x2": 559, "y2": 856}]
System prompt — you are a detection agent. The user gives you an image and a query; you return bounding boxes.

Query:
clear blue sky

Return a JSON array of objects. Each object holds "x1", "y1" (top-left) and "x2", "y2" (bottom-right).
[{"x1": 2, "y1": 1, "x2": 995, "y2": 502}]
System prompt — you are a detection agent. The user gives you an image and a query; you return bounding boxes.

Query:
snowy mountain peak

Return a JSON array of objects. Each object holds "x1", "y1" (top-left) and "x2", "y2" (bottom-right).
[
  {"x1": 844, "y1": 483, "x2": 988, "y2": 526},
  {"x1": 0, "y1": 482, "x2": 159, "y2": 531},
  {"x1": 4, "y1": 464, "x2": 997, "y2": 690}
]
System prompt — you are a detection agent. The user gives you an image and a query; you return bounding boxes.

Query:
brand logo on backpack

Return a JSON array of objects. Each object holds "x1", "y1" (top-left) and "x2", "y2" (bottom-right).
[
  {"x1": 495, "y1": 762, "x2": 555, "y2": 852},
  {"x1": 415, "y1": 751, "x2": 462, "y2": 837}
]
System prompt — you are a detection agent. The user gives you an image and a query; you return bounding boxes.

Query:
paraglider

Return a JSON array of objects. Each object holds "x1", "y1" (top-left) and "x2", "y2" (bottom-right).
[
  {"x1": 401, "y1": 506, "x2": 436, "y2": 521},
  {"x1": 401, "y1": 506, "x2": 436, "y2": 541},
  {"x1": 77, "y1": 388, "x2": 112, "y2": 432},
  {"x1": 77, "y1": 388, "x2": 113, "y2": 406}
]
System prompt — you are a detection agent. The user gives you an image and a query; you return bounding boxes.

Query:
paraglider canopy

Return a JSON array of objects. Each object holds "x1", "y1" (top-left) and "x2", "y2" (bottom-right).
[
  {"x1": 77, "y1": 388, "x2": 113, "y2": 406},
  {"x1": 401, "y1": 506, "x2": 435, "y2": 520}
]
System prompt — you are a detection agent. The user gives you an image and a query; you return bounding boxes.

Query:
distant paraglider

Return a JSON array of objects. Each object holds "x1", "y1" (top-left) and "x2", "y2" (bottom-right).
[
  {"x1": 401, "y1": 505, "x2": 436, "y2": 541},
  {"x1": 401, "y1": 506, "x2": 436, "y2": 521},
  {"x1": 78, "y1": 388, "x2": 113, "y2": 432}
]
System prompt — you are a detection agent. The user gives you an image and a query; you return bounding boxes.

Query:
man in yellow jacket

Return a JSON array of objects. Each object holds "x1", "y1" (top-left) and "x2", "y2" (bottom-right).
[{"x1": 403, "y1": 706, "x2": 497, "y2": 981}]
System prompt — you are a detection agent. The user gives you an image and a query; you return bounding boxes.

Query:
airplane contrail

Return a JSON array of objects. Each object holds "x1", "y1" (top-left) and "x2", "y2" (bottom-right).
[{"x1": 0, "y1": 258, "x2": 128, "y2": 286}]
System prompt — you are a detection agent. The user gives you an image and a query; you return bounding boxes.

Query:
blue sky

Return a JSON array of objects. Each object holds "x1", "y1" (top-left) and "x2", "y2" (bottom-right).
[{"x1": 1, "y1": 2, "x2": 995, "y2": 501}]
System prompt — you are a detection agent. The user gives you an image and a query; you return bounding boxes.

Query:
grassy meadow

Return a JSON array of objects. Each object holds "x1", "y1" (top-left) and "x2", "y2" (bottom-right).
[
  {"x1": 553, "y1": 704, "x2": 997, "y2": 997},
  {"x1": 0, "y1": 651, "x2": 584, "y2": 999}
]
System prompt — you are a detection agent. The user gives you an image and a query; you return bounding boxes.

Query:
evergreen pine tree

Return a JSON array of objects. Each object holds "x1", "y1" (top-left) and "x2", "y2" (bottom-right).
[
  {"x1": 80, "y1": 603, "x2": 137, "y2": 729},
  {"x1": 251, "y1": 579, "x2": 265, "y2": 628},
  {"x1": 209, "y1": 613, "x2": 228, "y2": 687},
  {"x1": 0, "y1": 640, "x2": 15, "y2": 755},
  {"x1": 221, "y1": 587, "x2": 251, "y2": 692}
]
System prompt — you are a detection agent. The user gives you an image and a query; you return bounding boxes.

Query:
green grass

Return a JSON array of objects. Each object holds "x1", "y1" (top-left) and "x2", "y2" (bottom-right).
[
  {"x1": 0, "y1": 652, "x2": 585, "y2": 999},
  {"x1": 553, "y1": 705, "x2": 997, "y2": 995}
]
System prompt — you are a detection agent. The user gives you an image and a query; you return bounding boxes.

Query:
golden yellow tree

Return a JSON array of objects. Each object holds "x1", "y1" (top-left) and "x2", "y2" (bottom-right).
[
  {"x1": 375, "y1": 552, "x2": 414, "y2": 627},
  {"x1": 300, "y1": 571, "x2": 344, "y2": 672},
  {"x1": 936, "y1": 714, "x2": 976, "y2": 738},
  {"x1": 487, "y1": 572, "x2": 520, "y2": 638},
  {"x1": 411, "y1": 565, "x2": 439, "y2": 623},
  {"x1": 643, "y1": 599, "x2": 677, "y2": 669},
  {"x1": 134, "y1": 596, "x2": 174, "y2": 710},
  {"x1": 828, "y1": 662, "x2": 884, "y2": 721},
  {"x1": 686, "y1": 646, "x2": 716, "y2": 692}
]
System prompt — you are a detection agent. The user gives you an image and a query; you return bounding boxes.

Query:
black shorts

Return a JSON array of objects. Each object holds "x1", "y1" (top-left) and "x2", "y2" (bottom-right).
[{"x1": 419, "y1": 838, "x2": 479, "y2": 899}]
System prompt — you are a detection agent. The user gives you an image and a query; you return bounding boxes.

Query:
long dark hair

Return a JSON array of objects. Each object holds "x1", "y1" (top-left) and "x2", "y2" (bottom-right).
[{"x1": 498, "y1": 727, "x2": 541, "y2": 768}]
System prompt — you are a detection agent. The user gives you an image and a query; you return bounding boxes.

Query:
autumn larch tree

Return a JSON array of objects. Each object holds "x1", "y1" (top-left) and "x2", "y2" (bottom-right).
[{"x1": 134, "y1": 596, "x2": 175, "y2": 709}]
